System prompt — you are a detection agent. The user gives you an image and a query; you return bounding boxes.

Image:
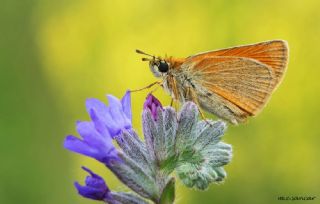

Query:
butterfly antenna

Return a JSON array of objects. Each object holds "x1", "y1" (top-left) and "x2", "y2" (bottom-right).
[
  {"x1": 135, "y1": 49, "x2": 159, "y2": 61},
  {"x1": 142, "y1": 57, "x2": 151, "y2": 61}
]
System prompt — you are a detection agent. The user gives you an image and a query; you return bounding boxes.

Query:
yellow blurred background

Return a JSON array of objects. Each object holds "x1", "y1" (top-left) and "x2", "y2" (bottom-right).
[{"x1": 1, "y1": 0, "x2": 319, "y2": 203}]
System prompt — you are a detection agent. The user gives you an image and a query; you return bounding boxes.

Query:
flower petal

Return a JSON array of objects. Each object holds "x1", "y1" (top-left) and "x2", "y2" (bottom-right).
[
  {"x1": 86, "y1": 94, "x2": 132, "y2": 138},
  {"x1": 63, "y1": 135, "x2": 100, "y2": 159},
  {"x1": 143, "y1": 94, "x2": 163, "y2": 121},
  {"x1": 74, "y1": 167, "x2": 110, "y2": 201},
  {"x1": 82, "y1": 166, "x2": 105, "y2": 181},
  {"x1": 74, "y1": 182, "x2": 106, "y2": 200},
  {"x1": 76, "y1": 121, "x2": 112, "y2": 149},
  {"x1": 107, "y1": 94, "x2": 131, "y2": 134},
  {"x1": 108, "y1": 94, "x2": 131, "y2": 127},
  {"x1": 82, "y1": 168, "x2": 108, "y2": 190},
  {"x1": 86, "y1": 98, "x2": 118, "y2": 137},
  {"x1": 86, "y1": 98, "x2": 117, "y2": 130},
  {"x1": 85, "y1": 98, "x2": 109, "y2": 119},
  {"x1": 88, "y1": 109, "x2": 111, "y2": 138},
  {"x1": 121, "y1": 90, "x2": 132, "y2": 121}
]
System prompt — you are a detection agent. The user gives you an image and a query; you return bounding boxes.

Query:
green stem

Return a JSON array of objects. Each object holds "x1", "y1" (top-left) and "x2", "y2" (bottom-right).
[{"x1": 158, "y1": 178, "x2": 175, "y2": 204}]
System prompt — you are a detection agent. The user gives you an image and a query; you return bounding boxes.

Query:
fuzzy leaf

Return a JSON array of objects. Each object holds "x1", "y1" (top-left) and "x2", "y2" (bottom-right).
[
  {"x1": 153, "y1": 107, "x2": 167, "y2": 164},
  {"x1": 115, "y1": 130, "x2": 155, "y2": 177},
  {"x1": 175, "y1": 103, "x2": 199, "y2": 152},
  {"x1": 109, "y1": 192, "x2": 149, "y2": 204},
  {"x1": 193, "y1": 120, "x2": 226, "y2": 151},
  {"x1": 173, "y1": 107, "x2": 232, "y2": 190},
  {"x1": 142, "y1": 109, "x2": 157, "y2": 163},
  {"x1": 143, "y1": 107, "x2": 179, "y2": 172},
  {"x1": 163, "y1": 107, "x2": 178, "y2": 158},
  {"x1": 176, "y1": 162, "x2": 228, "y2": 190},
  {"x1": 109, "y1": 152, "x2": 160, "y2": 200}
]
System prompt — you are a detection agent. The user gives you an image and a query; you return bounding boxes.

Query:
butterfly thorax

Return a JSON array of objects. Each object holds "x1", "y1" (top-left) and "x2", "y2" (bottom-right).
[
  {"x1": 165, "y1": 57, "x2": 185, "y2": 70},
  {"x1": 161, "y1": 57, "x2": 199, "y2": 103}
]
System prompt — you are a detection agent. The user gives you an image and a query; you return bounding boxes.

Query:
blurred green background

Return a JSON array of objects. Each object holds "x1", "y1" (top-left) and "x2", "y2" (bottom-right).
[{"x1": 1, "y1": 0, "x2": 319, "y2": 203}]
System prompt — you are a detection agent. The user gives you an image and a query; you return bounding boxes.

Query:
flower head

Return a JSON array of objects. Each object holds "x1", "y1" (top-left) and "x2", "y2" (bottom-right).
[
  {"x1": 143, "y1": 94, "x2": 163, "y2": 121},
  {"x1": 74, "y1": 167, "x2": 111, "y2": 201},
  {"x1": 65, "y1": 91, "x2": 233, "y2": 204},
  {"x1": 64, "y1": 92, "x2": 132, "y2": 165},
  {"x1": 64, "y1": 121, "x2": 119, "y2": 165},
  {"x1": 86, "y1": 90, "x2": 132, "y2": 138}
]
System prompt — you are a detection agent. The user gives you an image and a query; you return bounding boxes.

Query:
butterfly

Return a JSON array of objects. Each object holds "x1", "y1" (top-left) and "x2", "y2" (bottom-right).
[{"x1": 136, "y1": 40, "x2": 289, "y2": 124}]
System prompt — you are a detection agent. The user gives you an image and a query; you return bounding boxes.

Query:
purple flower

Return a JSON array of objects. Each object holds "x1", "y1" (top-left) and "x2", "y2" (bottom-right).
[
  {"x1": 86, "y1": 91, "x2": 132, "y2": 138},
  {"x1": 74, "y1": 167, "x2": 112, "y2": 201},
  {"x1": 64, "y1": 92, "x2": 132, "y2": 164},
  {"x1": 64, "y1": 121, "x2": 119, "y2": 165},
  {"x1": 143, "y1": 94, "x2": 163, "y2": 121}
]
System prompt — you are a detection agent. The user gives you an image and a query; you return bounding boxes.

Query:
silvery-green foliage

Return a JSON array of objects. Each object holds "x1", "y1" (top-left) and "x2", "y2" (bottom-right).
[
  {"x1": 141, "y1": 101, "x2": 232, "y2": 191},
  {"x1": 175, "y1": 108, "x2": 232, "y2": 190},
  {"x1": 109, "y1": 192, "x2": 149, "y2": 204},
  {"x1": 113, "y1": 130, "x2": 161, "y2": 202},
  {"x1": 108, "y1": 100, "x2": 232, "y2": 203}
]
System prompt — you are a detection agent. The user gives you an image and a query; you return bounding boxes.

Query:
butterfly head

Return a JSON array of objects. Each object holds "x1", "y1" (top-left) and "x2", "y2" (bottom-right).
[{"x1": 136, "y1": 49, "x2": 170, "y2": 77}]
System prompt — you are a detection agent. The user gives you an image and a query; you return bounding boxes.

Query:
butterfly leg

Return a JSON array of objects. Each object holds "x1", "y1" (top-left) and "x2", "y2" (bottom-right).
[
  {"x1": 149, "y1": 83, "x2": 162, "y2": 95},
  {"x1": 130, "y1": 81, "x2": 162, "y2": 92},
  {"x1": 170, "y1": 97, "x2": 174, "y2": 107},
  {"x1": 164, "y1": 96, "x2": 179, "y2": 120},
  {"x1": 168, "y1": 97, "x2": 179, "y2": 117},
  {"x1": 187, "y1": 87, "x2": 211, "y2": 125}
]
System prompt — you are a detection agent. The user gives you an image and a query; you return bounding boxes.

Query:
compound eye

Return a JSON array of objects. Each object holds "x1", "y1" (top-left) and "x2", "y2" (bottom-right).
[{"x1": 158, "y1": 61, "x2": 169, "y2": 73}]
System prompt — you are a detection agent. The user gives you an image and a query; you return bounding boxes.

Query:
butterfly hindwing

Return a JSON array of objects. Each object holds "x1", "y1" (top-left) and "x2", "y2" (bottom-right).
[{"x1": 181, "y1": 56, "x2": 276, "y2": 123}]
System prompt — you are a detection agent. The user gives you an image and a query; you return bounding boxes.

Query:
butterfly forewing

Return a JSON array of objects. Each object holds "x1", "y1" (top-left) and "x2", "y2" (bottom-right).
[{"x1": 188, "y1": 40, "x2": 288, "y2": 86}]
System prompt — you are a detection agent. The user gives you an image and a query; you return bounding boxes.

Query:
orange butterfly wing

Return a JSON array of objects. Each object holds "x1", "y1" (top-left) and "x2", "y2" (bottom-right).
[
  {"x1": 183, "y1": 56, "x2": 276, "y2": 116},
  {"x1": 179, "y1": 40, "x2": 288, "y2": 123},
  {"x1": 189, "y1": 40, "x2": 289, "y2": 86}
]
